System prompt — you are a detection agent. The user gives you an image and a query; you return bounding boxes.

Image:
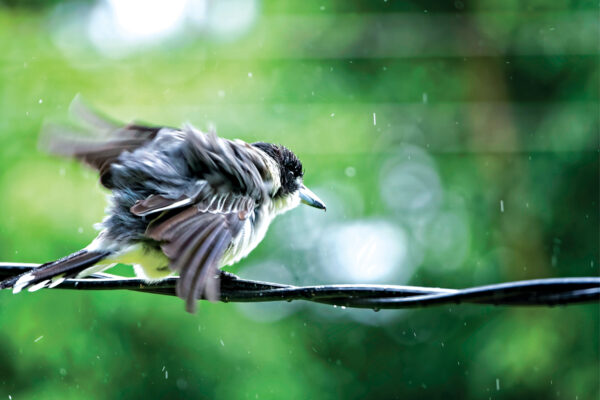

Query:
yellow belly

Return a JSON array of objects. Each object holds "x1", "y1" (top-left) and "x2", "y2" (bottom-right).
[{"x1": 104, "y1": 244, "x2": 173, "y2": 281}]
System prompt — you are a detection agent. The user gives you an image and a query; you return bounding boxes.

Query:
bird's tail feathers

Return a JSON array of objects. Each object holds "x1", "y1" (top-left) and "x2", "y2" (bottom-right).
[{"x1": 0, "y1": 250, "x2": 111, "y2": 293}]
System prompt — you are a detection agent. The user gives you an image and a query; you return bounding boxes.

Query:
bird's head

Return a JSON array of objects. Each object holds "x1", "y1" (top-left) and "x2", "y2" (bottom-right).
[{"x1": 252, "y1": 142, "x2": 326, "y2": 213}]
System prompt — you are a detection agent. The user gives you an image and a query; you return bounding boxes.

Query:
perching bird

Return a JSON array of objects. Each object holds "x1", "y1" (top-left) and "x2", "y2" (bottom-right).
[{"x1": 0, "y1": 99, "x2": 326, "y2": 312}]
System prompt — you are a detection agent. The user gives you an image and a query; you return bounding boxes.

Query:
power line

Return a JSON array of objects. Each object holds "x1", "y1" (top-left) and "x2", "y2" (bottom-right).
[{"x1": 0, "y1": 263, "x2": 598, "y2": 309}]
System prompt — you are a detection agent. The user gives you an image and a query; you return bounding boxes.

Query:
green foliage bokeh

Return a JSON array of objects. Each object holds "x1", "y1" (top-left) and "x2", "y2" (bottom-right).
[{"x1": 0, "y1": 1, "x2": 598, "y2": 399}]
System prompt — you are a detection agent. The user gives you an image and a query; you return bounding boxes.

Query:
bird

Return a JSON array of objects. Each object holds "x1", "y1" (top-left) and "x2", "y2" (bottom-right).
[{"x1": 0, "y1": 98, "x2": 326, "y2": 313}]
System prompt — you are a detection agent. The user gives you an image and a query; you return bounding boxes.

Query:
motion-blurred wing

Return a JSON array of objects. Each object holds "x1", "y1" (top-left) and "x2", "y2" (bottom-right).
[
  {"x1": 40, "y1": 97, "x2": 165, "y2": 188},
  {"x1": 180, "y1": 125, "x2": 270, "y2": 201},
  {"x1": 43, "y1": 124, "x2": 162, "y2": 188},
  {"x1": 129, "y1": 126, "x2": 270, "y2": 265}
]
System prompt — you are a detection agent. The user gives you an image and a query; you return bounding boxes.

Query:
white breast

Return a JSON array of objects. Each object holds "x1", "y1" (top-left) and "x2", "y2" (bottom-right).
[
  {"x1": 220, "y1": 204, "x2": 272, "y2": 266},
  {"x1": 220, "y1": 191, "x2": 300, "y2": 267}
]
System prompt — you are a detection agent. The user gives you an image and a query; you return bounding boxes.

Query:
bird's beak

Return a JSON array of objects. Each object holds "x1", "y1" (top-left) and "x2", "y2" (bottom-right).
[{"x1": 299, "y1": 185, "x2": 326, "y2": 211}]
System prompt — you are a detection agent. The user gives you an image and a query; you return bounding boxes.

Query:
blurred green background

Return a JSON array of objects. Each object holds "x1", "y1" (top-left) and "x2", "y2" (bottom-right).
[{"x1": 0, "y1": 0, "x2": 598, "y2": 399}]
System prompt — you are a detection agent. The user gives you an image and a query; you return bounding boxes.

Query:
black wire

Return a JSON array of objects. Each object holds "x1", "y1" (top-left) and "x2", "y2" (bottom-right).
[{"x1": 0, "y1": 263, "x2": 598, "y2": 309}]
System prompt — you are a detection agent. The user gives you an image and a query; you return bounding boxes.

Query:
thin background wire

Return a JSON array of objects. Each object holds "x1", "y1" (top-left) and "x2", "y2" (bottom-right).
[{"x1": 1, "y1": 263, "x2": 598, "y2": 309}]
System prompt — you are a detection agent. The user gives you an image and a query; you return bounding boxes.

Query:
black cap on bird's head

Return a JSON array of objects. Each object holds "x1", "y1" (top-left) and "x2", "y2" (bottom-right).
[{"x1": 252, "y1": 142, "x2": 326, "y2": 210}]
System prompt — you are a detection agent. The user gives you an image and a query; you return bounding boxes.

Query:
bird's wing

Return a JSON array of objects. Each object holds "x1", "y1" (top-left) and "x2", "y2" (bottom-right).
[
  {"x1": 43, "y1": 123, "x2": 163, "y2": 189},
  {"x1": 130, "y1": 194, "x2": 193, "y2": 217},
  {"x1": 143, "y1": 193, "x2": 255, "y2": 313},
  {"x1": 128, "y1": 125, "x2": 271, "y2": 217},
  {"x1": 132, "y1": 127, "x2": 270, "y2": 312},
  {"x1": 40, "y1": 96, "x2": 167, "y2": 188},
  {"x1": 180, "y1": 124, "x2": 272, "y2": 200}
]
